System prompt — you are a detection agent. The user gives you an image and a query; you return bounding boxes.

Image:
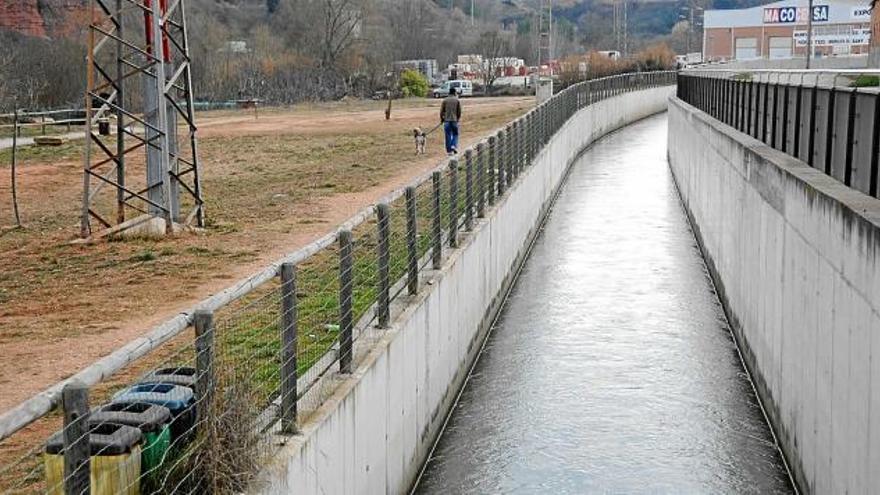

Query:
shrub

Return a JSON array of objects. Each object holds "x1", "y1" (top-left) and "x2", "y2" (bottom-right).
[
  {"x1": 851, "y1": 75, "x2": 880, "y2": 87},
  {"x1": 399, "y1": 69, "x2": 429, "y2": 98}
]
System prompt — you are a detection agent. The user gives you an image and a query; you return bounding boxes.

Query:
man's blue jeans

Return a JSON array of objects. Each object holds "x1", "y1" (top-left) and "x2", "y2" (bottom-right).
[{"x1": 444, "y1": 121, "x2": 459, "y2": 153}]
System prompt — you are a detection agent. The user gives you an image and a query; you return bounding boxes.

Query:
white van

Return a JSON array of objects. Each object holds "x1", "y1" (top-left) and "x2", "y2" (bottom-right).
[{"x1": 433, "y1": 80, "x2": 474, "y2": 98}]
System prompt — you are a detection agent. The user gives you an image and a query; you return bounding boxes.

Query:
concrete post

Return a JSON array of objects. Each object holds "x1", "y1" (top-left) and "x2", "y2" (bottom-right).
[
  {"x1": 62, "y1": 382, "x2": 90, "y2": 495},
  {"x1": 405, "y1": 187, "x2": 418, "y2": 295},
  {"x1": 376, "y1": 204, "x2": 390, "y2": 328},
  {"x1": 431, "y1": 172, "x2": 442, "y2": 269},
  {"x1": 194, "y1": 309, "x2": 214, "y2": 429},
  {"x1": 338, "y1": 230, "x2": 353, "y2": 373},
  {"x1": 280, "y1": 263, "x2": 298, "y2": 433},
  {"x1": 448, "y1": 160, "x2": 459, "y2": 248}
]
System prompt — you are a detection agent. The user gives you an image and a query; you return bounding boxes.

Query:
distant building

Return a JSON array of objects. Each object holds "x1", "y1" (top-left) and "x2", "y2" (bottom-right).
[
  {"x1": 703, "y1": 0, "x2": 872, "y2": 61},
  {"x1": 596, "y1": 50, "x2": 621, "y2": 60},
  {"x1": 219, "y1": 41, "x2": 249, "y2": 54},
  {"x1": 393, "y1": 59, "x2": 439, "y2": 84}
]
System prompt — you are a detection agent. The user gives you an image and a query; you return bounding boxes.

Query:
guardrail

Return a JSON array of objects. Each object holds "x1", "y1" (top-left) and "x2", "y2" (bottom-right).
[
  {"x1": 0, "y1": 70, "x2": 676, "y2": 494},
  {"x1": 677, "y1": 71, "x2": 880, "y2": 200}
]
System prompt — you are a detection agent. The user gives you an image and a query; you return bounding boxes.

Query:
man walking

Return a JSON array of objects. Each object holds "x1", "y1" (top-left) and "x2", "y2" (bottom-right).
[{"x1": 441, "y1": 87, "x2": 462, "y2": 155}]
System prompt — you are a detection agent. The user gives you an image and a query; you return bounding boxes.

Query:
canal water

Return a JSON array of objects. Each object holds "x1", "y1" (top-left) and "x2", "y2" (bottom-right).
[{"x1": 415, "y1": 114, "x2": 794, "y2": 494}]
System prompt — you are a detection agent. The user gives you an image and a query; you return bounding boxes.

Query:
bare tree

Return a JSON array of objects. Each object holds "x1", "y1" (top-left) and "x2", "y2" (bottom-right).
[
  {"x1": 478, "y1": 30, "x2": 511, "y2": 94},
  {"x1": 318, "y1": 0, "x2": 365, "y2": 70}
]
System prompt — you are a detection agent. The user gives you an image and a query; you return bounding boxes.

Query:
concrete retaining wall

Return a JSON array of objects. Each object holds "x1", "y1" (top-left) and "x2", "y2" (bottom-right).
[
  {"x1": 253, "y1": 86, "x2": 675, "y2": 495},
  {"x1": 668, "y1": 97, "x2": 880, "y2": 494}
]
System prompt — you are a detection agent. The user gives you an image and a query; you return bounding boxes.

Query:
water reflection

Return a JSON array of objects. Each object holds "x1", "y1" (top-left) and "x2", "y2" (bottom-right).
[{"x1": 415, "y1": 114, "x2": 793, "y2": 494}]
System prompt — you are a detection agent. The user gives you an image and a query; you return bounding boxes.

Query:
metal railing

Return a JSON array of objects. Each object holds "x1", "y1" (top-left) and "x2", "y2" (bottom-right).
[
  {"x1": 0, "y1": 70, "x2": 676, "y2": 494},
  {"x1": 677, "y1": 71, "x2": 880, "y2": 200}
]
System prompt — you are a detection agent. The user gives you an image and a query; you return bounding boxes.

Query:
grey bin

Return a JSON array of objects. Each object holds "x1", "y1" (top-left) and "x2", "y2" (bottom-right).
[
  {"x1": 91, "y1": 402, "x2": 173, "y2": 472},
  {"x1": 112, "y1": 383, "x2": 196, "y2": 442},
  {"x1": 139, "y1": 366, "x2": 197, "y2": 389}
]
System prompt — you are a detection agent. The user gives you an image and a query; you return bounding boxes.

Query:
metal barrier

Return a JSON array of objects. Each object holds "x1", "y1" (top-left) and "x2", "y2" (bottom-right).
[
  {"x1": 0, "y1": 70, "x2": 676, "y2": 494},
  {"x1": 677, "y1": 71, "x2": 880, "y2": 200}
]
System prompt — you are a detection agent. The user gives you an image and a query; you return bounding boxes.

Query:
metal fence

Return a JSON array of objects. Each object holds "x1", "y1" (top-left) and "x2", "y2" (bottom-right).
[
  {"x1": 677, "y1": 71, "x2": 880, "y2": 200},
  {"x1": 0, "y1": 70, "x2": 676, "y2": 494}
]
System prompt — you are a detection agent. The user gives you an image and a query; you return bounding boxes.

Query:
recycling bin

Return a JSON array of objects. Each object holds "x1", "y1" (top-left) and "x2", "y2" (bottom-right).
[
  {"x1": 91, "y1": 402, "x2": 172, "y2": 473},
  {"x1": 44, "y1": 422, "x2": 142, "y2": 495},
  {"x1": 112, "y1": 383, "x2": 195, "y2": 442},
  {"x1": 139, "y1": 367, "x2": 196, "y2": 389}
]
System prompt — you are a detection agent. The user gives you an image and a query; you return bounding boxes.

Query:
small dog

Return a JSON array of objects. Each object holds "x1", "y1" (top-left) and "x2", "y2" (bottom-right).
[{"x1": 413, "y1": 128, "x2": 427, "y2": 155}]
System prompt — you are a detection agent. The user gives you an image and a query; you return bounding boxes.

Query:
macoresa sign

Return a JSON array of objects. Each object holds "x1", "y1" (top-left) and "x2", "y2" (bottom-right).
[{"x1": 763, "y1": 5, "x2": 829, "y2": 24}]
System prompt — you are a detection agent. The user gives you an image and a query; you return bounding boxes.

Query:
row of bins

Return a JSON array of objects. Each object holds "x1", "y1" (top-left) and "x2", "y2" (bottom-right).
[{"x1": 44, "y1": 367, "x2": 198, "y2": 494}]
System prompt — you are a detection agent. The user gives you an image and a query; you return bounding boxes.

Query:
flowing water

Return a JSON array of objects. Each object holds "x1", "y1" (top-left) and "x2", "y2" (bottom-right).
[{"x1": 415, "y1": 114, "x2": 794, "y2": 494}]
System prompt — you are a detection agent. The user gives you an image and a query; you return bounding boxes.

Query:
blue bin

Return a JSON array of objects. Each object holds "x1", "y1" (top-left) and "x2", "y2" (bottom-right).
[
  {"x1": 139, "y1": 367, "x2": 196, "y2": 389},
  {"x1": 112, "y1": 383, "x2": 196, "y2": 442}
]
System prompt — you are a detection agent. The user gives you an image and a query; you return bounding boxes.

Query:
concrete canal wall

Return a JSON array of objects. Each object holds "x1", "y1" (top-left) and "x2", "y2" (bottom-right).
[
  {"x1": 668, "y1": 97, "x2": 880, "y2": 495},
  {"x1": 253, "y1": 86, "x2": 675, "y2": 494}
]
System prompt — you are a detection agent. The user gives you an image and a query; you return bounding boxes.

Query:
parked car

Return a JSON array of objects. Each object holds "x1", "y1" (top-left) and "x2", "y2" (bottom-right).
[{"x1": 432, "y1": 80, "x2": 474, "y2": 98}]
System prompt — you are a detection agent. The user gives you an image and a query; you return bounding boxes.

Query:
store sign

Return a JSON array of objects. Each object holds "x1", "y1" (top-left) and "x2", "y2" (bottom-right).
[
  {"x1": 793, "y1": 28, "x2": 871, "y2": 46},
  {"x1": 764, "y1": 5, "x2": 828, "y2": 24},
  {"x1": 851, "y1": 6, "x2": 872, "y2": 20}
]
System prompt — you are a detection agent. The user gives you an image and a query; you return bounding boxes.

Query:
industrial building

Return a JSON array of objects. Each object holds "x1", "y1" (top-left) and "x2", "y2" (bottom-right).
[{"x1": 703, "y1": 0, "x2": 873, "y2": 61}]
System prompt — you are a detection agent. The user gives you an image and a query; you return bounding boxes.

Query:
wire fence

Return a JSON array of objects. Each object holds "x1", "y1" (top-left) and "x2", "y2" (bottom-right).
[
  {"x1": 677, "y1": 70, "x2": 880, "y2": 200},
  {"x1": 0, "y1": 70, "x2": 676, "y2": 494}
]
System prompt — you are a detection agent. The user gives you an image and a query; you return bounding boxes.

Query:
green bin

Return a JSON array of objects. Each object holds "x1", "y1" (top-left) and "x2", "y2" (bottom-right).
[{"x1": 92, "y1": 402, "x2": 172, "y2": 473}]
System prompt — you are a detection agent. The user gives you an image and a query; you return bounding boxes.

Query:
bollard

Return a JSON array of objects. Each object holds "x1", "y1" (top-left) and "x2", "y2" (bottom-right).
[
  {"x1": 405, "y1": 187, "x2": 418, "y2": 295},
  {"x1": 487, "y1": 136, "x2": 496, "y2": 206},
  {"x1": 464, "y1": 150, "x2": 473, "y2": 231},
  {"x1": 280, "y1": 262, "x2": 298, "y2": 433},
  {"x1": 338, "y1": 230, "x2": 353, "y2": 373},
  {"x1": 476, "y1": 143, "x2": 485, "y2": 218},
  {"x1": 376, "y1": 203, "x2": 390, "y2": 328},
  {"x1": 194, "y1": 309, "x2": 215, "y2": 430},
  {"x1": 431, "y1": 172, "x2": 442, "y2": 269},
  {"x1": 62, "y1": 382, "x2": 90, "y2": 495},
  {"x1": 448, "y1": 160, "x2": 459, "y2": 248}
]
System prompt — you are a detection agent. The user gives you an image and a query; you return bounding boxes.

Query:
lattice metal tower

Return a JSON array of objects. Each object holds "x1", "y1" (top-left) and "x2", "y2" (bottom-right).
[
  {"x1": 613, "y1": 0, "x2": 628, "y2": 56},
  {"x1": 80, "y1": 0, "x2": 204, "y2": 239},
  {"x1": 537, "y1": 0, "x2": 553, "y2": 68}
]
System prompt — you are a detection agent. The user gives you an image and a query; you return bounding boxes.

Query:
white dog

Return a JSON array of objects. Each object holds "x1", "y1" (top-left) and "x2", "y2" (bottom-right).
[{"x1": 413, "y1": 128, "x2": 427, "y2": 155}]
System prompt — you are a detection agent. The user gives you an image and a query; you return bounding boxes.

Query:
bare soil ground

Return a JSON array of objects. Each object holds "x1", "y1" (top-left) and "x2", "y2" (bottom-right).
[{"x1": 0, "y1": 96, "x2": 532, "y2": 414}]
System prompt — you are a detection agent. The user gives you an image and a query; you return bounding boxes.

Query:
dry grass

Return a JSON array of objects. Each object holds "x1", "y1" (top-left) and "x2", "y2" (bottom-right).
[{"x1": 0, "y1": 96, "x2": 531, "y2": 413}]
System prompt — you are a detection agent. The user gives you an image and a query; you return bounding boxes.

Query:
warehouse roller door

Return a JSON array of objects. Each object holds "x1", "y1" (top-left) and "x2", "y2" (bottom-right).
[
  {"x1": 735, "y1": 37, "x2": 758, "y2": 59},
  {"x1": 769, "y1": 36, "x2": 792, "y2": 58}
]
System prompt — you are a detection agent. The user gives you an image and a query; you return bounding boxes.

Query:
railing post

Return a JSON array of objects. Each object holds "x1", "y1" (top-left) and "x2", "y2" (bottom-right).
[
  {"x1": 464, "y1": 150, "x2": 474, "y2": 231},
  {"x1": 476, "y1": 143, "x2": 486, "y2": 218},
  {"x1": 405, "y1": 187, "x2": 418, "y2": 295},
  {"x1": 808, "y1": 85, "x2": 818, "y2": 167},
  {"x1": 505, "y1": 124, "x2": 514, "y2": 188},
  {"x1": 497, "y1": 130, "x2": 506, "y2": 197},
  {"x1": 844, "y1": 88, "x2": 857, "y2": 186},
  {"x1": 487, "y1": 136, "x2": 497, "y2": 206},
  {"x1": 431, "y1": 172, "x2": 442, "y2": 269},
  {"x1": 62, "y1": 381, "x2": 90, "y2": 495},
  {"x1": 448, "y1": 160, "x2": 459, "y2": 248},
  {"x1": 870, "y1": 91, "x2": 880, "y2": 198},
  {"x1": 280, "y1": 262, "x2": 298, "y2": 433},
  {"x1": 824, "y1": 86, "x2": 836, "y2": 174},
  {"x1": 376, "y1": 203, "x2": 390, "y2": 328},
  {"x1": 338, "y1": 230, "x2": 353, "y2": 373},
  {"x1": 193, "y1": 309, "x2": 215, "y2": 431}
]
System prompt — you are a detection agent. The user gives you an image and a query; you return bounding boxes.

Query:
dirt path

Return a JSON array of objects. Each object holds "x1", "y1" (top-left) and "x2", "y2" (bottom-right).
[{"x1": 0, "y1": 96, "x2": 532, "y2": 413}]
